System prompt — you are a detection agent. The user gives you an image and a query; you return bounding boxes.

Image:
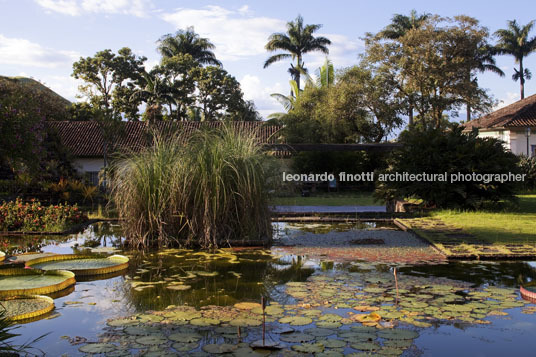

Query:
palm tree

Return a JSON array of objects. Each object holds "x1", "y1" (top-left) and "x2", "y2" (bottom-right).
[
  {"x1": 264, "y1": 15, "x2": 331, "y2": 90},
  {"x1": 132, "y1": 71, "x2": 175, "y2": 123},
  {"x1": 495, "y1": 20, "x2": 536, "y2": 99},
  {"x1": 378, "y1": 9, "x2": 431, "y2": 40},
  {"x1": 465, "y1": 45, "x2": 504, "y2": 120},
  {"x1": 157, "y1": 27, "x2": 221, "y2": 66},
  {"x1": 378, "y1": 10, "x2": 430, "y2": 126}
]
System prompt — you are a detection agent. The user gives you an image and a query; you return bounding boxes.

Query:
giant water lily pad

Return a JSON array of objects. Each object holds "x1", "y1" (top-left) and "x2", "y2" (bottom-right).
[
  {"x1": 0, "y1": 295, "x2": 54, "y2": 321},
  {"x1": 0, "y1": 268, "x2": 75, "y2": 297},
  {"x1": 26, "y1": 254, "x2": 129, "y2": 276}
]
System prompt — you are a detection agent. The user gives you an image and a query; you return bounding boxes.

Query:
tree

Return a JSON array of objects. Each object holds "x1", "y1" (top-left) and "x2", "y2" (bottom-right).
[
  {"x1": 157, "y1": 27, "x2": 221, "y2": 66},
  {"x1": 495, "y1": 20, "x2": 536, "y2": 99},
  {"x1": 375, "y1": 125, "x2": 521, "y2": 209},
  {"x1": 131, "y1": 70, "x2": 175, "y2": 123},
  {"x1": 192, "y1": 66, "x2": 245, "y2": 121},
  {"x1": 365, "y1": 15, "x2": 496, "y2": 129},
  {"x1": 377, "y1": 10, "x2": 430, "y2": 125},
  {"x1": 72, "y1": 48, "x2": 144, "y2": 171},
  {"x1": 264, "y1": 15, "x2": 331, "y2": 90}
]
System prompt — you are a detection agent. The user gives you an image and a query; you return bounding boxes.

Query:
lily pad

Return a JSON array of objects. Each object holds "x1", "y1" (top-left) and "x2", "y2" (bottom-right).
[
  {"x1": 168, "y1": 332, "x2": 202, "y2": 343},
  {"x1": 279, "y1": 333, "x2": 315, "y2": 343},
  {"x1": 26, "y1": 254, "x2": 129, "y2": 276},
  {"x1": 202, "y1": 344, "x2": 238, "y2": 354},
  {"x1": 304, "y1": 328, "x2": 336, "y2": 337},
  {"x1": 135, "y1": 335, "x2": 168, "y2": 345},
  {"x1": 78, "y1": 343, "x2": 117, "y2": 353},
  {"x1": 172, "y1": 342, "x2": 199, "y2": 352},
  {"x1": 378, "y1": 329, "x2": 419, "y2": 340},
  {"x1": 279, "y1": 316, "x2": 313, "y2": 326},
  {"x1": 292, "y1": 343, "x2": 325, "y2": 353}
]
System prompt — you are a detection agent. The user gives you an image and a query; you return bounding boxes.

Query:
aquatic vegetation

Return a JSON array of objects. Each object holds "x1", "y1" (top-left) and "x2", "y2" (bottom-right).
[
  {"x1": 0, "y1": 295, "x2": 54, "y2": 321},
  {"x1": 110, "y1": 126, "x2": 272, "y2": 249},
  {"x1": 26, "y1": 254, "x2": 129, "y2": 276},
  {"x1": 0, "y1": 269, "x2": 75, "y2": 297}
]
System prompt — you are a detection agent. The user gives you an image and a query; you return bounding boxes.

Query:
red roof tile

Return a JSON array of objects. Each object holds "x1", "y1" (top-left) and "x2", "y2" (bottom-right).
[{"x1": 463, "y1": 94, "x2": 536, "y2": 130}]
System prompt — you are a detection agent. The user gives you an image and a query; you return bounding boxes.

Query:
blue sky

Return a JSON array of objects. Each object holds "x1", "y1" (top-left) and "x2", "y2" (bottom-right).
[{"x1": 1, "y1": 0, "x2": 536, "y2": 119}]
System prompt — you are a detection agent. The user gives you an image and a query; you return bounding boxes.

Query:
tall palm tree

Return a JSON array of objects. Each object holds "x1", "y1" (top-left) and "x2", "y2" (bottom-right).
[
  {"x1": 157, "y1": 27, "x2": 221, "y2": 66},
  {"x1": 131, "y1": 71, "x2": 175, "y2": 123},
  {"x1": 378, "y1": 10, "x2": 430, "y2": 126},
  {"x1": 264, "y1": 15, "x2": 331, "y2": 90},
  {"x1": 378, "y1": 9, "x2": 431, "y2": 40},
  {"x1": 465, "y1": 45, "x2": 504, "y2": 120},
  {"x1": 495, "y1": 20, "x2": 536, "y2": 99}
]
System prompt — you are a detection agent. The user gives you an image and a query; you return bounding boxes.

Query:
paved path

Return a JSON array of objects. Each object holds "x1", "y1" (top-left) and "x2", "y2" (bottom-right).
[{"x1": 272, "y1": 205, "x2": 386, "y2": 213}]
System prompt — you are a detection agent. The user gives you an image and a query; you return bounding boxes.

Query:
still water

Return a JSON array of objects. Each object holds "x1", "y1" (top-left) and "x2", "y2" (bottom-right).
[{"x1": 2, "y1": 222, "x2": 536, "y2": 356}]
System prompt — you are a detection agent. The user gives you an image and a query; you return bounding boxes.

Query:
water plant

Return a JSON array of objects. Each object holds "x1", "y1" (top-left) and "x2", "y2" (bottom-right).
[{"x1": 110, "y1": 125, "x2": 272, "y2": 248}]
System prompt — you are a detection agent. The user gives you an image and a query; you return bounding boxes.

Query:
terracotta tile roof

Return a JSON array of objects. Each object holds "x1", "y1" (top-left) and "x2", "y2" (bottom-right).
[
  {"x1": 463, "y1": 94, "x2": 536, "y2": 130},
  {"x1": 46, "y1": 121, "x2": 283, "y2": 157}
]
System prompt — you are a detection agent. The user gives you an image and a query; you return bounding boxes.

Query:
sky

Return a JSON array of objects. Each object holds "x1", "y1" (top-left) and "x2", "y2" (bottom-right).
[{"x1": 1, "y1": 0, "x2": 536, "y2": 120}]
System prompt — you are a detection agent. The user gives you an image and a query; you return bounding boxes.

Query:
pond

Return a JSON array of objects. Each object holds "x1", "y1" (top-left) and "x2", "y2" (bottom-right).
[{"x1": 2, "y1": 222, "x2": 536, "y2": 356}]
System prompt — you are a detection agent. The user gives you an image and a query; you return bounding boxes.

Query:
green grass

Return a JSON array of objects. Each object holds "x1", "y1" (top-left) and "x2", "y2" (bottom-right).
[
  {"x1": 269, "y1": 191, "x2": 381, "y2": 206},
  {"x1": 431, "y1": 194, "x2": 536, "y2": 244}
]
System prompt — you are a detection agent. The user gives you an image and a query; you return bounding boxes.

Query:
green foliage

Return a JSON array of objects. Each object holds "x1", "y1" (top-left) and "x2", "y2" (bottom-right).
[
  {"x1": 157, "y1": 27, "x2": 221, "y2": 66},
  {"x1": 0, "y1": 198, "x2": 87, "y2": 232},
  {"x1": 519, "y1": 155, "x2": 536, "y2": 190},
  {"x1": 494, "y1": 19, "x2": 536, "y2": 99},
  {"x1": 375, "y1": 126, "x2": 521, "y2": 209},
  {"x1": 264, "y1": 15, "x2": 331, "y2": 89},
  {"x1": 110, "y1": 126, "x2": 272, "y2": 249},
  {"x1": 366, "y1": 15, "x2": 498, "y2": 127},
  {"x1": 281, "y1": 63, "x2": 403, "y2": 144}
]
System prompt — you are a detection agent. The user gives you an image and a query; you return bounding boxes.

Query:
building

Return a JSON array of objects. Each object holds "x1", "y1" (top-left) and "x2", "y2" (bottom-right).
[
  {"x1": 463, "y1": 94, "x2": 536, "y2": 156},
  {"x1": 47, "y1": 121, "x2": 282, "y2": 186}
]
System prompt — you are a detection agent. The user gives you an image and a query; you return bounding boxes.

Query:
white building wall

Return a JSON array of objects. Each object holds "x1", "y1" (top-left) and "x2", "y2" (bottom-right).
[
  {"x1": 73, "y1": 158, "x2": 105, "y2": 174},
  {"x1": 509, "y1": 130, "x2": 536, "y2": 156}
]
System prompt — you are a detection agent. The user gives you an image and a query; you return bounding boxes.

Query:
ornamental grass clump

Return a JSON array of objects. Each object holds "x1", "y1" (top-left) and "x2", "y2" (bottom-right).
[{"x1": 110, "y1": 126, "x2": 272, "y2": 249}]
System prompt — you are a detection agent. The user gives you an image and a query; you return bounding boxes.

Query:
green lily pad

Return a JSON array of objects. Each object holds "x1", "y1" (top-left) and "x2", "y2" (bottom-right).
[
  {"x1": 190, "y1": 317, "x2": 220, "y2": 326},
  {"x1": 172, "y1": 342, "x2": 199, "y2": 352},
  {"x1": 292, "y1": 343, "x2": 324, "y2": 353},
  {"x1": 304, "y1": 328, "x2": 336, "y2": 337},
  {"x1": 135, "y1": 335, "x2": 168, "y2": 345},
  {"x1": 168, "y1": 332, "x2": 202, "y2": 343},
  {"x1": 230, "y1": 318, "x2": 262, "y2": 327},
  {"x1": 350, "y1": 342, "x2": 380, "y2": 351},
  {"x1": 279, "y1": 333, "x2": 315, "y2": 343},
  {"x1": 278, "y1": 316, "x2": 313, "y2": 326},
  {"x1": 202, "y1": 343, "x2": 238, "y2": 354},
  {"x1": 78, "y1": 343, "x2": 116, "y2": 353},
  {"x1": 318, "y1": 339, "x2": 346, "y2": 348}
]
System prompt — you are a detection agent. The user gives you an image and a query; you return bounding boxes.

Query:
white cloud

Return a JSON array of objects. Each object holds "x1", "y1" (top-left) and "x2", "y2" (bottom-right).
[
  {"x1": 0, "y1": 34, "x2": 79, "y2": 68},
  {"x1": 161, "y1": 5, "x2": 286, "y2": 61},
  {"x1": 240, "y1": 74, "x2": 285, "y2": 118},
  {"x1": 496, "y1": 91, "x2": 519, "y2": 109},
  {"x1": 35, "y1": 0, "x2": 153, "y2": 17},
  {"x1": 307, "y1": 33, "x2": 363, "y2": 69}
]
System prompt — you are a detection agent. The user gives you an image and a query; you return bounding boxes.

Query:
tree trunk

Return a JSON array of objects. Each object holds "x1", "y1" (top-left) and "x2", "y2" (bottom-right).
[
  {"x1": 408, "y1": 101, "x2": 414, "y2": 127},
  {"x1": 520, "y1": 59, "x2": 525, "y2": 100},
  {"x1": 466, "y1": 103, "x2": 471, "y2": 122}
]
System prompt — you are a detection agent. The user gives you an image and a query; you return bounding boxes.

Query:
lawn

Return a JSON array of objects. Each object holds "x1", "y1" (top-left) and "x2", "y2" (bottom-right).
[
  {"x1": 269, "y1": 191, "x2": 382, "y2": 206},
  {"x1": 431, "y1": 194, "x2": 536, "y2": 244}
]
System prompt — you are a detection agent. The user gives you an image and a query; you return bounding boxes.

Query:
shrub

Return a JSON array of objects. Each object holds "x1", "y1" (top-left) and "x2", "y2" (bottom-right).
[
  {"x1": 519, "y1": 155, "x2": 536, "y2": 191},
  {"x1": 375, "y1": 125, "x2": 521, "y2": 209},
  {"x1": 110, "y1": 125, "x2": 272, "y2": 249},
  {"x1": 0, "y1": 198, "x2": 88, "y2": 232}
]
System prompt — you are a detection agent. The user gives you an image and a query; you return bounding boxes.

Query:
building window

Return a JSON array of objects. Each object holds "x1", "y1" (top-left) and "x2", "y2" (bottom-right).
[{"x1": 86, "y1": 172, "x2": 99, "y2": 186}]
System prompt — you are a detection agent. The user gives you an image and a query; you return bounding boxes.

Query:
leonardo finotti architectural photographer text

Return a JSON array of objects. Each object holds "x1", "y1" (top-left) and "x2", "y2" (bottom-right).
[{"x1": 282, "y1": 172, "x2": 526, "y2": 184}]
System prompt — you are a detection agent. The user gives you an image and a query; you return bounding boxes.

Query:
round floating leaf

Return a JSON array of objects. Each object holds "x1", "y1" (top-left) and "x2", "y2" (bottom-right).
[
  {"x1": 202, "y1": 344, "x2": 238, "y2": 354},
  {"x1": 234, "y1": 302, "x2": 262, "y2": 310},
  {"x1": 135, "y1": 335, "x2": 168, "y2": 345},
  {"x1": 318, "y1": 313, "x2": 342, "y2": 322},
  {"x1": 350, "y1": 342, "x2": 380, "y2": 351},
  {"x1": 230, "y1": 318, "x2": 262, "y2": 327},
  {"x1": 26, "y1": 254, "x2": 129, "y2": 276},
  {"x1": 124, "y1": 325, "x2": 161, "y2": 336},
  {"x1": 278, "y1": 316, "x2": 313, "y2": 326},
  {"x1": 163, "y1": 310, "x2": 201, "y2": 321},
  {"x1": 0, "y1": 269, "x2": 75, "y2": 297},
  {"x1": 292, "y1": 343, "x2": 324, "y2": 353},
  {"x1": 190, "y1": 317, "x2": 220, "y2": 326},
  {"x1": 279, "y1": 333, "x2": 315, "y2": 343},
  {"x1": 318, "y1": 339, "x2": 346, "y2": 348},
  {"x1": 169, "y1": 332, "x2": 202, "y2": 343},
  {"x1": 380, "y1": 347, "x2": 405, "y2": 356},
  {"x1": 304, "y1": 328, "x2": 336, "y2": 337},
  {"x1": 0, "y1": 295, "x2": 54, "y2": 321},
  {"x1": 316, "y1": 321, "x2": 342, "y2": 328},
  {"x1": 78, "y1": 343, "x2": 116, "y2": 353},
  {"x1": 172, "y1": 342, "x2": 199, "y2": 352}
]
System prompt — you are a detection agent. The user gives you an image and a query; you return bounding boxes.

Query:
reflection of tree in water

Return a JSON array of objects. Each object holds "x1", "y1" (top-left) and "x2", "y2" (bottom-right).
[
  {"x1": 399, "y1": 261, "x2": 536, "y2": 288},
  {"x1": 119, "y1": 251, "x2": 315, "y2": 312},
  {"x1": 80, "y1": 222, "x2": 123, "y2": 248}
]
